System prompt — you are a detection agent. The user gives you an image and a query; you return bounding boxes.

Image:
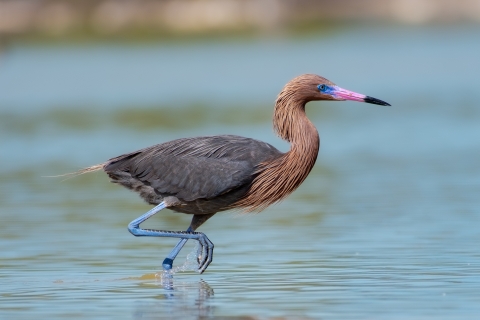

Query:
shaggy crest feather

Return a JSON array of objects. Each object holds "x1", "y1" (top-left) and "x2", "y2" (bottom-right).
[{"x1": 232, "y1": 74, "x2": 321, "y2": 212}]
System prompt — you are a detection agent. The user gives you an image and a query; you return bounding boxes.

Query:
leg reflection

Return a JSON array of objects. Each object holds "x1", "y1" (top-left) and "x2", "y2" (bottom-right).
[{"x1": 132, "y1": 279, "x2": 214, "y2": 319}]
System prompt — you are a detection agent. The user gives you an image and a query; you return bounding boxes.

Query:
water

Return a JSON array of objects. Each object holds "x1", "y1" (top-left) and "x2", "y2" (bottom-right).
[{"x1": 1, "y1": 25, "x2": 480, "y2": 319}]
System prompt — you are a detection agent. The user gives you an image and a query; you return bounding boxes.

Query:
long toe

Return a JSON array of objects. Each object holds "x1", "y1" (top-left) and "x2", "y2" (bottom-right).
[
  {"x1": 197, "y1": 234, "x2": 214, "y2": 274},
  {"x1": 196, "y1": 235, "x2": 208, "y2": 272}
]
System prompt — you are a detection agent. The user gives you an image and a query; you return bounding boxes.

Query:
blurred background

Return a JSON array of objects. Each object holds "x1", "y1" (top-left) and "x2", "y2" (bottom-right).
[{"x1": 1, "y1": 1, "x2": 480, "y2": 319}]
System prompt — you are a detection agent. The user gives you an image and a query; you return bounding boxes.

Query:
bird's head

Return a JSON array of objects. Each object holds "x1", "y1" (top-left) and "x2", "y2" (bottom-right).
[{"x1": 283, "y1": 74, "x2": 390, "y2": 106}]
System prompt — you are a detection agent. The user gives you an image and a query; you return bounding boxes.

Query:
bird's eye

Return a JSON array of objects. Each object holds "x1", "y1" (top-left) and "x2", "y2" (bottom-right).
[{"x1": 318, "y1": 84, "x2": 326, "y2": 92}]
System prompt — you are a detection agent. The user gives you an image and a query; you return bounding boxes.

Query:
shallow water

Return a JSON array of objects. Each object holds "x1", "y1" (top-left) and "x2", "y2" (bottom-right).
[{"x1": 1, "y1": 25, "x2": 480, "y2": 319}]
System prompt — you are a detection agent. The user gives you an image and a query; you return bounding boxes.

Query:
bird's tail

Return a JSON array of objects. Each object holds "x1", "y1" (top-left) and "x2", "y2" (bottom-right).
[{"x1": 46, "y1": 163, "x2": 106, "y2": 180}]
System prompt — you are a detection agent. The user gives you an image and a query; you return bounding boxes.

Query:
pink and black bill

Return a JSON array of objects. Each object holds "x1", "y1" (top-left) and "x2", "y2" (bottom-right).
[{"x1": 318, "y1": 84, "x2": 391, "y2": 106}]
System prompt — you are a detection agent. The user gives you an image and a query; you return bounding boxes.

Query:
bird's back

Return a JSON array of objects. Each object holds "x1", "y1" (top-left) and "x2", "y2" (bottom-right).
[{"x1": 104, "y1": 135, "x2": 282, "y2": 214}]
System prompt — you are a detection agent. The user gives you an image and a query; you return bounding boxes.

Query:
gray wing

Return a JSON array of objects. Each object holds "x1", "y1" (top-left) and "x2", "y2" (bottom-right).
[{"x1": 104, "y1": 135, "x2": 282, "y2": 201}]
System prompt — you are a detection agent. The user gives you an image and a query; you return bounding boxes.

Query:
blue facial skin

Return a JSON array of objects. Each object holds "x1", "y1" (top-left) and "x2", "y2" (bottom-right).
[{"x1": 317, "y1": 84, "x2": 336, "y2": 96}]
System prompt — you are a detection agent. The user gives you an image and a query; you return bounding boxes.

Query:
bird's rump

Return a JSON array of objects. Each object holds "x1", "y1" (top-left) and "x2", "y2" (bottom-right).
[{"x1": 104, "y1": 135, "x2": 282, "y2": 202}]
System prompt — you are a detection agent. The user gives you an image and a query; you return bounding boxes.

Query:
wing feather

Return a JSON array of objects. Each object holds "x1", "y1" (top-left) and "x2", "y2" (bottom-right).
[{"x1": 104, "y1": 135, "x2": 282, "y2": 201}]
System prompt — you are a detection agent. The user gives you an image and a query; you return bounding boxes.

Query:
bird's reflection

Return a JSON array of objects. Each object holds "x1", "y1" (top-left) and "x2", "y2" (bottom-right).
[{"x1": 133, "y1": 276, "x2": 214, "y2": 320}]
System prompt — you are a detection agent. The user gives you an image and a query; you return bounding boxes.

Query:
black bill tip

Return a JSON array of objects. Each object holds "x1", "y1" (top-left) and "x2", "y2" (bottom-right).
[{"x1": 364, "y1": 96, "x2": 391, "y2": 106}]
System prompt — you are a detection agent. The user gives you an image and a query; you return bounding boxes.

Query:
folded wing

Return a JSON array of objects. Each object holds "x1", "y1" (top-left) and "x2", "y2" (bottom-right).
[{"x1": 104, "y1": 135, "x2": 282, "y2": 201}]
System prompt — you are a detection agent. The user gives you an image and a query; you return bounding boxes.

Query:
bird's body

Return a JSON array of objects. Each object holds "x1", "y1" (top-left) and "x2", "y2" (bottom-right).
[
  {"x1": 104, "y1": 135, "x2": 282, "y2": 215},
  {"x1": 79, "y1": 74, "x2": 389, "y2": 273}
]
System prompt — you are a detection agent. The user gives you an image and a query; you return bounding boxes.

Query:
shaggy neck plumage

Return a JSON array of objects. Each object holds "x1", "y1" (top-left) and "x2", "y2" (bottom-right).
[{"x1": 234, "y1": 86, "x2": 320, "y2": 212}]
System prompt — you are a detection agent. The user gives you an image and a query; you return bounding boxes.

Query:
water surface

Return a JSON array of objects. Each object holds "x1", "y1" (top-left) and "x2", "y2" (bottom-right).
[{"x1": 1, "y1": 25, "x2": 480, "y2": 319}]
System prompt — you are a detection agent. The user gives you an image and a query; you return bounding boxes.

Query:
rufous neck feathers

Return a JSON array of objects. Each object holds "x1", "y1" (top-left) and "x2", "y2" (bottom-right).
[{"x1": 234, "y1": 85, "x2": 320, "y2": 212}]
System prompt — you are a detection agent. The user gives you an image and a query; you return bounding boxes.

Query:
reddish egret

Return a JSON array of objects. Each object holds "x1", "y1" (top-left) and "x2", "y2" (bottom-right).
[{"x1": 79, "y1": 74, "x2": 390, "y2": 273}]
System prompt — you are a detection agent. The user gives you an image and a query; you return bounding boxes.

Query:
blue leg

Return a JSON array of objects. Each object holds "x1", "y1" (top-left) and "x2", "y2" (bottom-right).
[
  {"x1": 162, "y1": 213, "x2": 216, "y2": 270},
  {"x1": 162, "y1": 227, "x2": 192, "y2": 271},
  {"x1": 128, "y1": 202, "x2": 214, "y2": 274}
]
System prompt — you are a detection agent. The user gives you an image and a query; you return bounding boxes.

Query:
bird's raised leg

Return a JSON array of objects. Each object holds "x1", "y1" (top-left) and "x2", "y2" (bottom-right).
[
  {"x1": 162, "y1": 213, "x2": 215, "y2": 271},
  {"x1": 127, "y1": 197, "x2": 214, "y2": 274}
]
